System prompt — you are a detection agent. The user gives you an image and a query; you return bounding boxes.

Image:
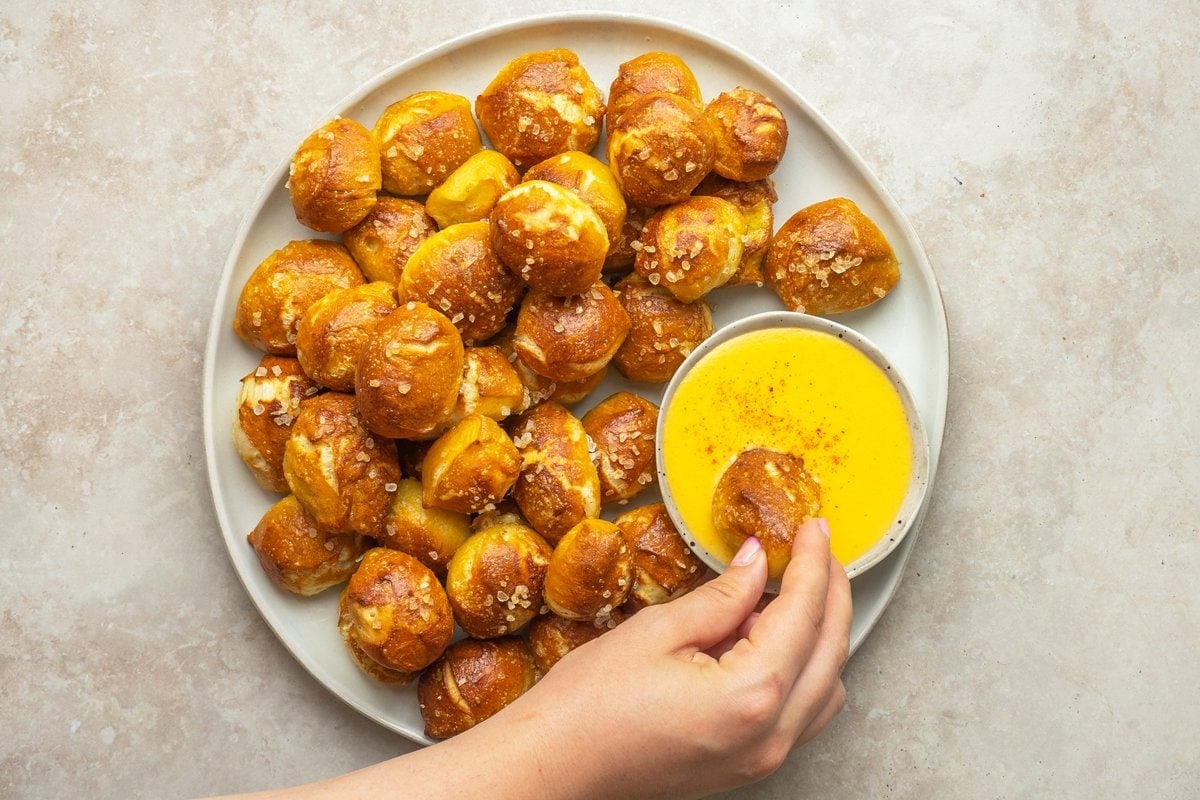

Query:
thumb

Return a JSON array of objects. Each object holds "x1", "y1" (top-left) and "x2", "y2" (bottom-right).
[{"x1": 654, "y1": 536, "x2": 768, "y2": 653}]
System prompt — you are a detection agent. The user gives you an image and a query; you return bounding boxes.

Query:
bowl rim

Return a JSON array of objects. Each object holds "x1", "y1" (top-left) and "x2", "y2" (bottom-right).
[{"x1": 654, "y1": 309, "x2": 933, "y2": 589}]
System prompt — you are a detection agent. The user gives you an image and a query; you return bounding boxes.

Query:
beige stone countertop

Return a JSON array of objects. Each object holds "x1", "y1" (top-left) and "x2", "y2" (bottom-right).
[{"x1": 2, "y1": 2, "x2": 1197, "y2": 798}]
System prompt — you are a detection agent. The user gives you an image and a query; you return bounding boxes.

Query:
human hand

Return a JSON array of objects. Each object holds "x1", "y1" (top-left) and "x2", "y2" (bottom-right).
[{"x1": 496, "y1": 517, "x2": 852, "y2": 800}]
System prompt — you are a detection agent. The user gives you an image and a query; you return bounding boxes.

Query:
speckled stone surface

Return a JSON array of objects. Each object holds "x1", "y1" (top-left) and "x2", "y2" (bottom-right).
[{"x1": 2, "y1": 2, "x2": 1197, "y2": 798}]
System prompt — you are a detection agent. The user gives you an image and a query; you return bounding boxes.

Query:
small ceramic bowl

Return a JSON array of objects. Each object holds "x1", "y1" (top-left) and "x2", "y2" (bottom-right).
[{"x1": 655, "y1": 311, "x2": 931, "y2": 589}]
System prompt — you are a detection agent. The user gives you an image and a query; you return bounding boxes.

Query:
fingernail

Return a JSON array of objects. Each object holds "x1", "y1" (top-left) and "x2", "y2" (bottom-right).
[
  {"x1": 817, "y1": 518, "x2": 831, "y2": 539},
  {"x1": 731, "y1": 536, "x2": 762, "y2": 566}
]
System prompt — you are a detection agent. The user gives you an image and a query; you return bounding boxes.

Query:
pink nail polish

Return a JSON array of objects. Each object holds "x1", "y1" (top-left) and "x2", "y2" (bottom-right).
[
  {"x1": 817, "y1": 518, "x2": 831, "y2": 539},
  {"x1": 731, "y1": 536, "x2": 762, "y2": 566}
]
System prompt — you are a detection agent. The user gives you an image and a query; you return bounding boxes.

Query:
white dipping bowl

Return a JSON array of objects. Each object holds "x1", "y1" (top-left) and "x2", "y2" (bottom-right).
[{"x1": 654, "y1": 310, "x2": 931, "y2": 590}]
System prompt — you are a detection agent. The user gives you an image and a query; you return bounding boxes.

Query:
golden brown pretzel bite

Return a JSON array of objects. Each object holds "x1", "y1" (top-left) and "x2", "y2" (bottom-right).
[
  {"x1": 634, "y1": 196, "x2": 746, "y2": 303},
  {"x1": 444, "y1": 520, "x2": 552, "y2": 638},
  {"x1": 606, "y1": 92, "x2": 715, "y2": 207},
  {"x1": 373, "y1": 91, "x2": 481, "y2": 196},
  {"x1": 615, "y1": 502, "x2": 705, "y2": 611},
  {"x1": 289, "y1": 117, "x2": 380, "y2": 233},
  {"x1": 512, "y1": 282, "x2": 629, "y2": 383},
  {"x1": 232, "y1": 355, "x2": 319, "y2": 492},
  {"x1": 704, "y1": 86, "x2": 789, "y2": 182},
  {"x1": 612, "y1": 274, "x2": 712, "y2": 383},
  {"x1": 341, "y1": 196, "x2": 437, "y2": 285},
  {"x1": 418, "y1": 637, "x2": 538, "y2": 738},
  {"x1": 509, "y1": 401, "x2": 600, "y2": 544},
  {"x1": 607, "y1": 51, "x2": 703, "y2": 130},
  {"x1": 580, "y1": 391, "x2": 659, "y2": 505},
  {"x1": 543, "y1": 518, "x2": 633, "y2": 623},
  {"x1": 295, "y1": 281, "x2": 398, "y2": 392},
  {"x1": 247, "y1": 494, "x2": 369, "y2": 596}
]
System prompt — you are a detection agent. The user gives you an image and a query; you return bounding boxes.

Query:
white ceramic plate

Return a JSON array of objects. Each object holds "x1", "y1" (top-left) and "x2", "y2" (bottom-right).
[{"x1": 203, "y1": 12, "x2": 948, "y2": 745}]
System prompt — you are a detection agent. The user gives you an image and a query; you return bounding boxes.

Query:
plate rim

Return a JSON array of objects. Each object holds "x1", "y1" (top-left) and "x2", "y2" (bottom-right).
[{"x1": 202, "y1": 9, "x2": 949, "y2": 744}]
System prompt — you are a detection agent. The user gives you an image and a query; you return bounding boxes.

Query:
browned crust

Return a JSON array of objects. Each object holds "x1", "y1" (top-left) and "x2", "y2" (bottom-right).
[
  {"x1": 606, "y1": 92, "x2": 715, "y2": 207},
  {"x1": 246, "y1": 494, "x2": 369, "y2": 596},
  {"x1": 523, "y1": 151, "x2": 628, "y2": 256},
  {"x1": 615, "y1": 502, "x2": 705, "y2": 611},
  {"x1": 444, "y1": 521, "x2": 552, "y2": 638},
  {"x1": 289, "y1": 117, "x2": 381, "y2": 233},
  {"x1": 692, "y1": 173, "x2": 777, "y2": 286},
  {"x1": 633, "y1": 196, "x2": 747, "y2": 303},
  {"x1": 607, "y1": 51, "x2": 703, "y2": 131},
  {"x1": 509, "y1": 402, "x2": 600, "y2": 544},
  {"x1": 234, "y1": 240, "x2": 364, "y2": 355},
  {"x1": 355, "y1": 302, "x2": 465, "y2": 439},
  {"x1": 282, "y1": 392, "x2": 400, "y2": 537},
  {"x1": 232, "y1": 355, "x2": 319, "y2": 492},
  {"x1": 612, "y1": 274, "x2": 713, "y2": 384},
  {"x1": 543, "y1": 518, "x2": 632, "y2": 622},
  {"x1": 527, "y1": 612, "x2": 620, "y2": 674},
  {"x1": 399, "y1": 221, "x2": 526, "y2": 345},
  {"x1": 512, "y1": 282, "x2": 630, "y2": 383},
  {"x1": 421, "y1": 414, "x2": 522, "y2": 515},
  {"x1": 379, "y1": 478, "x2": 471, "y2": 577},
  {"x1": 295, "y1": 281, "x2": 398, "y2": 392},
  {"x1": 342, "y1": 196, "x2": 438, "y2": 284},
  {"x1": 764, "y1": 197, "x2": 900, "y2": 315},
  {"x1": 418, "y1": 637, "x2": 538, "y2": 739},
  {"x1": 373, "y1": 91, "x2": 482, "y2": 196},
  {"x1": 580, "y1": 391, "x2": 659, "y2": 504},
  {"x1": 475, "y1": 49, "x2": 605, "y2": 168},
  {"x1": 704, "y1": 87, "x2": 789, "y2": 182}
]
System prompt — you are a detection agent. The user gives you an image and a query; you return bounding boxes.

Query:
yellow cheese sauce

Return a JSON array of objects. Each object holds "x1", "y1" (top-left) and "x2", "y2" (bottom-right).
[{"x1": 661, "y1": 327, "x2": 913, "y2": 572}]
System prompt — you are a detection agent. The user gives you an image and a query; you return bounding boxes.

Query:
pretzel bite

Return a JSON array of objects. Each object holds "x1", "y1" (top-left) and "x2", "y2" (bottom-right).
[
  {"x1": 510, "y1": 402, "x2": 600, "y2": 544},
  {"x1": 422, "y1": 414, "x2": 521, "y2": 515},
  {"x1": 338, "y1": 548, "x2": 454, "y2": 683},
  {"x1": 693, "y1": 174, "x2": 777, "y2": 286},
  {"x1": 232, "y1": 355, "x2": 319, "y2": 492},
  {"x1": 603, "y1": 203, "x2": 655, "y2": 274},
  {"x1": 765, "y1": 197, "x2": 900, "y2": 314},
  {"x1": 234, "y1": 240, "x2": 364, "y2": 355},
  {"x1": 704, "y1": 87, "x2": 789, "y2": 182},
  {"x1": 527, "y1": 612, "x2": 623, "y2": 674},
  {"x1": 581, "y1": 391, "x2": 659, "y2": 504},
  {"x1": 606, "y1": 92, "x2": 715, "y2": 207},
  {"x1": 494, "y1": 328, "x2": 606, "y2": 407},
  {"x1": 543, "y1": 518, "x2": 632, "y2": 622},
  {"x1": 418, "y1": 636, "x2": 538, "y2": 738},
  {"x1": 634, "y1": 196, "x2": 746, "y2": 303},
  {"x1": 490, "y1": 181, "x2": 609, "y2": 297},
  {"x1": 612, "y1": 274, "x2": 713, "y2": 383},
  {"x1": 475, "y1": 49, "x2": 605, "y2": 168},
  {"x1": 523, "y1": 151, "x2": 627, "y2": 259},
  {"x1": 341, "y1": 196, "x2": 437, "y2": 284},
  {"x1": 434, "y1": 345, "x2": 531, "y2": 432},
  {"x1": 282, "y1": 392, "x2": 400, "y2": 537},
  {"x1": 607, "y1": 51, "x2": 703, "y2": 131},
  {"x1": 247, "y1": 494, "x2": 368, "y2": 595},
  {"x1": 295, "y1": 281, "x2": 398, "y2": 392},
  {"x1": 445, "y1": 521, "x2": 552, "y2": 638},
  {"x1": 398, "y1": 221, "x2": 525, "y2": 344},
  {"x1": 425, "y1": 150, "x2": 520, "y2": 228},
  {"x1": 373, "y1": 91, "x2": 481, "y2": 197},
  {"x1": 379, "y1": 478, "x2": 471, "y2": 576},
  {"x1": 289, "y1": 117, "x2": 381, "y2": 233},
  {"x1": 513, "y1": 283, "x2": 629, "y2": 383},
  {"x1": 355, "y1": 302, "x2": 465, "y2": 439},
  {"x1": 615, "y1": 502, "x2": 705, "y2": 611},
  {"x1": 712, "y1": 448, "x2": 822, "y2": 580}
]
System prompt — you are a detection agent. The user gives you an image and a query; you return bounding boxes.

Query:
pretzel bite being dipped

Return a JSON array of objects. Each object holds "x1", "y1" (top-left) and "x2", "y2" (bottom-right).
[
  {"x1": 510, "y1": 402, "x2": 600, "y2": 544},
  {"x1": 398, "y1": 221, "x2": 525, "y2": 345},
  {"x1": 425, "y1": 150, "x2": 520, "y2": 229},
  {"x1": 247, "y1": 494, "x2": 369, "y2": 596},
  {"x1": 422, "y1": 414, "x2": 521, "y2": 515},
  {"x1": 341, "y1": 197, "x2": 437, "y2": 285},
  {"x1": 512, "y1": 282, "x2": 629, "y2": 383},
  {"x1": 232, "y1": 355, "x2": 319, "y2": 492},
  {"x1": 355, "y1": 302, "x2": 465, "y2": 440},
  {"x1": 704, "y1": 87, "x2": 789, "y2": 182},
  {"x1": 527, "y1": 612, "x2": 623, "y2": 675},
  {"x1": 490, "y1": 181, "x2": 609, "y2": 297},
  {"x1": 295, "y1": 281, "x2": 398, "y2": 392},
  {"x1": 607, "y1": 92, "x2": 715, "y2": 207},
  {"x1": 581, "y1": 391, "x2": 659, "y2": 505},
  {"x1": 634, "y1": 196, "x2": 746, "y2": 303},
  {"x1": 475, "y1": 49, "x2": 605, "y2": 168},
  {"x1": 523, "y1": 151, "x2": 627, "y2": 260},
  {"x1": 418, "y1": 637, "x2": 538, "y2": 738},
  {"x1": 289, "y1": 117, "x2": 380, "y2": 233},
  {"x1": 692, "y1": 173, "x2": 777, "y2": 286},
  {"x1": 607, "y1": 51, "x2": 703, "y2": 131},
  {"x1": 373, "y1": 91, "x2": 481, "y2": 197},
  {"x1": 379, "y1": 478, "x2": 471, "y2": 577},
  {"x1": 234, "y1": 240, "x2": 364, "y2": 355},
  {"x1": 338, "y1": 548, "x2": 454, "y2": 684},
  {"x1": 444, "y1": 520, "x2": 552, "y2": 638},
  {"x1": 543, "y1": 518, "x2": 632, "y2": 623},
  {"x1": 612, "y1": 274, "x2": 712, "y2": 384},
  {"x1": 765, "y1": 197, "x2": 900, "y2": 315},
  {"x1": 615, "y1": 502, "x2": 706, "y2": 611},
  {"x1": 282, "y1": 392, "x2": 400, "y2": 537},
  {"x1": 712, "y1": 448, "x2": 822, "y2": 580}
]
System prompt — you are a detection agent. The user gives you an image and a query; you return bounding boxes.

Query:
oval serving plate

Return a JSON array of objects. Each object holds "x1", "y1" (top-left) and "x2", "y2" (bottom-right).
[{"x1": 203, "y1": 12, "x2": 948, "y2": 745}]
